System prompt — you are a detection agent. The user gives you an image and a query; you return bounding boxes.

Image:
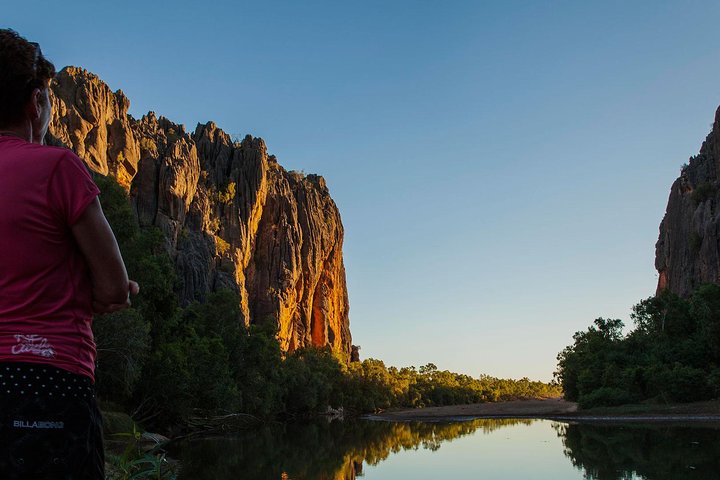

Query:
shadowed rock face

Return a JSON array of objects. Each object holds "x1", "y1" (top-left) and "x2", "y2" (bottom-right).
[
  {"x1": 656, "y1": 106, "x2": 720, "y2": 297},
  {"x1": 48, "y1": 66, "x2": 351, "y2": 360}
]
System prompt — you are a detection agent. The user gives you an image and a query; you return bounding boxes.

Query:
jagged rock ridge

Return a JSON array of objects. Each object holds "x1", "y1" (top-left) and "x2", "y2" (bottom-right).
[
  {"x1": 48, "y1": 66, "x2": 351, "y2": 360},
  {"x1": 656, "y1": 106, "x2": 720, "y2": 297}
]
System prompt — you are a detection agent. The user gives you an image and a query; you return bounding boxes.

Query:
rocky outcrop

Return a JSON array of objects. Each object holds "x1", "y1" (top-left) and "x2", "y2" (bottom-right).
[
  {"x1": 656, "y1": 106, "x2": 720, "y2": 297},
  {"x1": 49, "y1": 67, "x2": 140, "y2": 188},
  {"x1": 48, "y1": 66, "x2": 352, "y2": 360},
  {"x1": 248, "y1": 168, "x2": 350, "y2": 353}
]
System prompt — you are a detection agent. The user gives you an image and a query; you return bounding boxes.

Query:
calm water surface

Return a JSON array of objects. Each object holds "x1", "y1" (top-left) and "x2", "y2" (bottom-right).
[{"x1": 173, "y1": 418, "x2": 720, "y2": 479}]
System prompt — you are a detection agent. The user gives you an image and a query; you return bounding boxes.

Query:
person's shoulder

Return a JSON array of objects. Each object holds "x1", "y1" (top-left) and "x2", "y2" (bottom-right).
[
  {"x1": 21, "y1": 142, "x2": 74, "y2": 161},
  {"x1": 27, "y1": 144, "x2": 89, "y2": 172},
  {"x1": 35, "y1": 143, "x2": 80, "y2": 159}
]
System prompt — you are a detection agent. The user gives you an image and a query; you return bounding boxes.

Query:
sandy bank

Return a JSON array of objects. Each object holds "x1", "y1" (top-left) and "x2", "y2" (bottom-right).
[
  {"x1": 366, "y1": 398, "x2": 576, "y2": 421},
  {"x1": 365, "y1": 398, "x2": 720, "y2": 422}
]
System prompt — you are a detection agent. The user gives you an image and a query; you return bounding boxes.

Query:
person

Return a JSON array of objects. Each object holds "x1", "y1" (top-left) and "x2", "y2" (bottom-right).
[{"x1": 0, "y1": 29, "x2": 138, "y2": 479}]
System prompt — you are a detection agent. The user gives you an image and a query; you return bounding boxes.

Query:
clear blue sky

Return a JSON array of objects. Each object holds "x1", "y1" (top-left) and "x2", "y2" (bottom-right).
[{"x1": 7, "y1": 1, "x2": 720, "y2": 381}]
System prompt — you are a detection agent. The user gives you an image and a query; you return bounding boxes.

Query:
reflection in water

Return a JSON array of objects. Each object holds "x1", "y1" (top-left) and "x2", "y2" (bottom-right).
[
  {"x1": 173, "y1": 418, "x2": 530, "y2": 480},
  {"x1": 173, "y1": 418, "x2": 720, "y2": 479},
  {"x1": 556, "y1": 422, "x2": 720, "y2": 480}
]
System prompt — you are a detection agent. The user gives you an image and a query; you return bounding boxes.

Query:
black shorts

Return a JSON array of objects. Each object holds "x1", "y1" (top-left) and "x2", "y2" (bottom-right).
[{"x1": 0, "y1": 362, "x2": 104, "y2": 480}]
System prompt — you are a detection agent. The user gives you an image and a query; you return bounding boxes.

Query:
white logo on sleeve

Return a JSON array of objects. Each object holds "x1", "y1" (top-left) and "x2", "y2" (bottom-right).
[{"x1": 11, "y1": 334, "x2": 56, "y2": 358}]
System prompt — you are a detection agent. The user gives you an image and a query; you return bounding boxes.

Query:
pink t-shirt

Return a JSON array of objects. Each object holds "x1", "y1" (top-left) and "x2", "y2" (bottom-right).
[{"x1": 0, "y1": 136, "x2": 100, "y2": 381}]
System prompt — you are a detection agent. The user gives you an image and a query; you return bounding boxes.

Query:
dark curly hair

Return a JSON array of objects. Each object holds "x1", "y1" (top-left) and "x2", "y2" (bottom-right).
[{"x1": 0, "y1": 29, "x2": 56, "y2": 127}]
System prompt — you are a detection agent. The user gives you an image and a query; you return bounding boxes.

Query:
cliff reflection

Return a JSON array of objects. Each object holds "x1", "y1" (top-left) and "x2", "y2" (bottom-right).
[
  {"x1": 555, "y1": 422, "x2": 720, "y2": 480},
  {"x1": 175, "y1": 418, "x2": 531, "y2": 480}
]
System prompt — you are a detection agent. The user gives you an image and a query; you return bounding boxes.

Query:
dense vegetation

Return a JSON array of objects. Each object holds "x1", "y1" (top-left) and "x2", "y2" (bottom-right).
[
  {"x1": 94, "y1": 175, "x2": 560, "y2": 430},
  {"x1": 555, "y1": 285, "x2": 720, "y2": 408}
]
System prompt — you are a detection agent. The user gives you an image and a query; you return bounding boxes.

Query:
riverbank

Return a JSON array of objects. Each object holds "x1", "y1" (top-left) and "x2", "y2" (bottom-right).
[
  {"x1": 365, "y1": 398, "x2": 720, "y2": 422},
  {"x1": 366, "y1": 398, "x2": 575, "y2": 421}
]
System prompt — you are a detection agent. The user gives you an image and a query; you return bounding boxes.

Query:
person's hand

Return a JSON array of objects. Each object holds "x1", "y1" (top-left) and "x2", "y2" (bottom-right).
[{"x1": 92, "y1": 280, "x2": 140, "y2": 315}]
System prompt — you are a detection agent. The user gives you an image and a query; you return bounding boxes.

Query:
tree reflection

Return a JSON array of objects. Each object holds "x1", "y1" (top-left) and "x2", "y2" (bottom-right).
[
  {"x1": 554, "y1": 422, "x2": 720, "y2": 480},
  {"x1": 174, "y1": 418, "x2": 531, "y2": 479}
]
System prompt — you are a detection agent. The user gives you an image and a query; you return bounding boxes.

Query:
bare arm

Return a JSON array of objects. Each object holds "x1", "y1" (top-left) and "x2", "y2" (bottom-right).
[{"x1": 71, "y1": 197, "x2": 138, "y2": 313}]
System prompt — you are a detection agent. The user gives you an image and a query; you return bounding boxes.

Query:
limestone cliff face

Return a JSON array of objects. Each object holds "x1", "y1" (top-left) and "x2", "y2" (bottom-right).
[
  {"x1": 49, "y1": 67, "x2": 140, "y2": 188},
  {"x1": 656, "y1": 106, "x2": 720, "y2": 297},
  {"x1": 48, "y1": 66, "x2": 351, "y2": 359}
]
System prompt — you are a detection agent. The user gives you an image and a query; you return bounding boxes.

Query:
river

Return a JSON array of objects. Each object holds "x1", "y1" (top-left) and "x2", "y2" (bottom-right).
[{"x1": 172, "y1": 417, "x2": 720, "y2": 479}]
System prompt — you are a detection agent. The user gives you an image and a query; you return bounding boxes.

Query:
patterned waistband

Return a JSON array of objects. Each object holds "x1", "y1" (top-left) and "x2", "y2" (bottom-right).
[{"x1": 0, "y1": 362, "x2": 94, "y2": 399}]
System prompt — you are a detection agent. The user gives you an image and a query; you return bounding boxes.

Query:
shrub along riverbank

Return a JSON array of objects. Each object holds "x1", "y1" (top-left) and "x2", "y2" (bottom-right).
[{"x1": 555, "y1": 284, "x2": 720, "y2": 409}]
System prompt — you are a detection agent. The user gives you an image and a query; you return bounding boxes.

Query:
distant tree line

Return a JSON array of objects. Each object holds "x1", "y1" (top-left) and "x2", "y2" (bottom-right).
[
  {"x1": 339, "y1": 360, "x2": 560, "y2": 413},
  {"x1": 93, "y1": 175, "x2": 560, "y2": 430},
  {"x1": 555, "y1": 285, "x2": 720, "y2": 408}
]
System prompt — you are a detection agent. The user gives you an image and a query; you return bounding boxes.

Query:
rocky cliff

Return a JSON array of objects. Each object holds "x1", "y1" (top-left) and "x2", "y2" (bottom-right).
[
  {"x1": 48, "y1": 66, "x2": 351, "y2": 359},
  {"x1": 656, "y1": 106, "x2": 720, "y2": 297}
]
